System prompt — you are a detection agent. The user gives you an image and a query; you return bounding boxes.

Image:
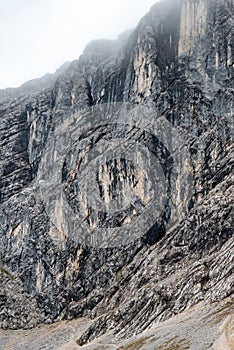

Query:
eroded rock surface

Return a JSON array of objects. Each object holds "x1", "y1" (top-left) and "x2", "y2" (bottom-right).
[
  {"x1": 0, "y1": 298, "x2": 233, "y2": 349},
  {"x1": 0, "y1": 0, "x2": 233, "y2": 346}
]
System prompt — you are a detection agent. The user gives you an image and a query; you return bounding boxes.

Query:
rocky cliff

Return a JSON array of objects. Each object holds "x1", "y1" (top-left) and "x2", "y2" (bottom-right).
[{"x1": 0, "y1": 0, "x2": 233, "y2": 348}]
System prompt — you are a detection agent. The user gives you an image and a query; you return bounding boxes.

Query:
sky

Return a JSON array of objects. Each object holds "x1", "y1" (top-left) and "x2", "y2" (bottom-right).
[{"x1": 0, "y1": 0, "x2": 159, "y2": 89}]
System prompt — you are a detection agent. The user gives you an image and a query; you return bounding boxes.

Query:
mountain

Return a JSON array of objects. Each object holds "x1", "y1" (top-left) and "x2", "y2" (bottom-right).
[{"x1": 0, "y1": 0, "x2": 233, "y2": 348}]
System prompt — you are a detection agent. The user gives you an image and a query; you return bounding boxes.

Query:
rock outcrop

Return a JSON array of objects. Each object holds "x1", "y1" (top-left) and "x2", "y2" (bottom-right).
[
  {"x1": 0, "y1": 298, "x2": 233, "y2": 349},
  {"x1": 0, "y1": 0, "x2": 233, "y2": 347}
]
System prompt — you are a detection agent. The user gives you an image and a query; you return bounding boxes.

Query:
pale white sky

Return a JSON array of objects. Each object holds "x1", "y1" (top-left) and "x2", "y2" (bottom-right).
[{"x1": 0, "y1": 0, "x2": 159, "y2": 89}]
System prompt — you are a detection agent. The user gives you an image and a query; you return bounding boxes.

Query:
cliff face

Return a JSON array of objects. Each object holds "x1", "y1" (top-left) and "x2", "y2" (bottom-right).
[{"x1": 0, "y1": 0, "x2": 233, "y2": 346}]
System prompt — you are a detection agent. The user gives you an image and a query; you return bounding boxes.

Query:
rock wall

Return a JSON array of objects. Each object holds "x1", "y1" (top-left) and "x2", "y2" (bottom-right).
[
  {"x1": 179, "y1": 0, "x2": 207, "y2": 56},
  {"x1": 0, "y1": 0, "x2": 233, "y2": 345}
]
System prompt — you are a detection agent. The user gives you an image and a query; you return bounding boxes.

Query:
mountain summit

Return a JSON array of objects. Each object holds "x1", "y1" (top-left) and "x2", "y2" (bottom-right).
[{"x1": 0, "y1": 0, "x2": 233, "y2": 348}]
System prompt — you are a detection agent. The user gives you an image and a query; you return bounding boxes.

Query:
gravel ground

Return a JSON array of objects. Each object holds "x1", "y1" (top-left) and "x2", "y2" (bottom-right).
[{"x1": 0, "y1": 298, "x2": 233, "y2": 350}]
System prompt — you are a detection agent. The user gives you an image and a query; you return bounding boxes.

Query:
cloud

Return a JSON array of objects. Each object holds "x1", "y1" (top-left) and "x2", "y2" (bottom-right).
[{"x1": 0, "y1": 0, "x2": 158, "y2": 88}]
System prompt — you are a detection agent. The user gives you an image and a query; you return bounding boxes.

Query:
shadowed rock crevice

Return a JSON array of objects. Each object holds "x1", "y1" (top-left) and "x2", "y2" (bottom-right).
[{"x1": 0, "y1": 0, "x2": 233, "y2": 347}]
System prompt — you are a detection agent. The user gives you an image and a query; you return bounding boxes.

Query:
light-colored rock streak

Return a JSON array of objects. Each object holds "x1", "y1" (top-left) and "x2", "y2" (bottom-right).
[
  {"x1": 179, "y1": 0, "x2": 207, "y2": 56},
  {"x1": 134, "y1": 38, "x2": 156, "y2": 99}
]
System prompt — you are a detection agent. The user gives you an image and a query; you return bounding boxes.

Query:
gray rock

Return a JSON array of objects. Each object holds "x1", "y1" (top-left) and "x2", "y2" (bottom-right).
[{"x1": 0, "y1": 0, "x2": 233, "y2": 347}]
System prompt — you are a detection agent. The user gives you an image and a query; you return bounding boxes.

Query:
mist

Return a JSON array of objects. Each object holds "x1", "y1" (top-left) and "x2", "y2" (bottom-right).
[{"x1": 0, "y1": 0, "x2": 159, "y2": 89}]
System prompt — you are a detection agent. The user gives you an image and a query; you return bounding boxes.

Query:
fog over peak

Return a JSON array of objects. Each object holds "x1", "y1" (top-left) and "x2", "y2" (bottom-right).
[{"x1": 0, "y1": 0, "x2": 159, "y2": 89}]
